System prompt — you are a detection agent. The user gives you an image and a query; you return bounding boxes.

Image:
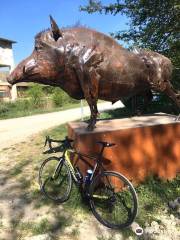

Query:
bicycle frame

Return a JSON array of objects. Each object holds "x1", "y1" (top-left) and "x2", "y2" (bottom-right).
[
  {"x1": 64, "y1": 148, "x2": 106, "y2": 185},
  {"x1": 64, "y1": 149, "x2": 79, "y2": 183},
  {"x1": 44, "y1": 136, "x2": 113, "y2": 193}
]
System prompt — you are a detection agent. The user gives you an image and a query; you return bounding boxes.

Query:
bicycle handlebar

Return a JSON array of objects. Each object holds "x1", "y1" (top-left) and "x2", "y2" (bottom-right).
[
  {"x1": 44, "y1": 136, "x2": 74, "y2": 153},
  {"x1": 43, "y1": 136, "x2": 115, "y2": 155}
]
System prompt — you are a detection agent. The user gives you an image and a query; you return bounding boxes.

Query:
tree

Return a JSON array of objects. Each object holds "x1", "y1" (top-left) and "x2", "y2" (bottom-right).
[{"x1": 80, "y1": 1, "x2": 180, "y2": 69}]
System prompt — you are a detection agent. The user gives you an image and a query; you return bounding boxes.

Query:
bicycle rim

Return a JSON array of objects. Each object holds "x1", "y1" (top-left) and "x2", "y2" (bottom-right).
[
  {"x1": 89, "y1": 171, "x2": 138, "y2": 229},
  {"x1": 39, "y1": 157, "x2": 72, "y2": 203}
]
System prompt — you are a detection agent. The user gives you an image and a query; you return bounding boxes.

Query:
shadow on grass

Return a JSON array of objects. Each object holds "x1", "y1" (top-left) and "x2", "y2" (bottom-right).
[{"x1": 135, "y1": 175, "x2": 180, "y2": 226}]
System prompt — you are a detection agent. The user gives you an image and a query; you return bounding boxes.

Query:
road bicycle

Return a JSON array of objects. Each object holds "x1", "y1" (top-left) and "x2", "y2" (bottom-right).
[{"x1": 39, "y1": 136, "x2": 138, "y2": 229}]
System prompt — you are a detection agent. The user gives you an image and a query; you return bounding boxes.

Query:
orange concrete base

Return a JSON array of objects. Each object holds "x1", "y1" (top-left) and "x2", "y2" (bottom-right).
[{"x1": 68, "y1": 114, "x2": 180, "y2": 183}]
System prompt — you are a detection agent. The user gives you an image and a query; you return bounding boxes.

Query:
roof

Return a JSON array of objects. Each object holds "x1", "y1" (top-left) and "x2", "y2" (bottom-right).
[
  {"x1": 0, "y1": 82, "x2": 10, "y2": 86},
  {"x1": 0, "y1": 37, "x2": 16, "y2": 44},
  {"x1": 16, "y1": 82, "x2": 29, "y2": 87}
]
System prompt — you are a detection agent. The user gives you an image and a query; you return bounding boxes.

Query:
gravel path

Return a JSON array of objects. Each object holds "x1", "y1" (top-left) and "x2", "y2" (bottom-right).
[{"x1": 0, "y1": 101, "x2": 123, "y2": 149}]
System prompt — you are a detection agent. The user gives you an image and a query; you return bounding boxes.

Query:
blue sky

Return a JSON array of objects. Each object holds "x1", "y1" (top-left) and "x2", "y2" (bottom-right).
[{"x1": 0, "y1": 0, "x2": 128, "y2": 65}]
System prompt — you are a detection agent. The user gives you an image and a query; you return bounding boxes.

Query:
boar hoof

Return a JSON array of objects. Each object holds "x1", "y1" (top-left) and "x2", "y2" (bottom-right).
[
  {"x1": 175, "y1": 114, "x2": 180, "y2": 121},
  {"x1": 87, "y1": 119, "x2": 96, "y2": 131}
]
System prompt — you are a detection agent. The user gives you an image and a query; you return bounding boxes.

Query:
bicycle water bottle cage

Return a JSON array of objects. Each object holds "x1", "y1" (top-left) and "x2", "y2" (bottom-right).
[{"x1": 75, "y1": 167, "x2": 83, "y2": 181}]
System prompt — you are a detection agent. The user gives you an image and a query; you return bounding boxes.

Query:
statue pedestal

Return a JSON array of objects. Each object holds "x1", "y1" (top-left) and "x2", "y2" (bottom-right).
[{"x1": 68, "y1": 114, "x2": 180, "y2": 183}]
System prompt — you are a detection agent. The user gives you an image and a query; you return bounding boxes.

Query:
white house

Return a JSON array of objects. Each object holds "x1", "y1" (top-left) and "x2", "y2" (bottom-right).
[{"x1": 0, "y1": 37, "x2": 17, "y2": 100}]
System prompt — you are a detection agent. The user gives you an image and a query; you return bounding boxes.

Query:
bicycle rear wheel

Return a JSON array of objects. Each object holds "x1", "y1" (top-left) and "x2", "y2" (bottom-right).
[
  {"x1": 89, "y1": 171, "x2": 138, "y2": 229},
  {"x1": 39, "y1": 156, "x2": 72, "y2": 203}
]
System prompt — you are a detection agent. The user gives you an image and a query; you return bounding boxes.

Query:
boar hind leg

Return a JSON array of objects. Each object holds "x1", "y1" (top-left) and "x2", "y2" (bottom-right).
[
  {"x1": 164, "y1": 83, "x2": 180, "y2": 120},
  {"x1": 163, "y1": 83, "x2": 180, "y2": 110},
  {"x1": 156, "y1": 82, "x2": 180, "y2": 118}
]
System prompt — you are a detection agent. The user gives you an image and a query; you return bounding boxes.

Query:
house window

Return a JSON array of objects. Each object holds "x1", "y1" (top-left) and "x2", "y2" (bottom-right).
[{"x1": 0, "y1": 90, "x2": 7, "y2": 98}]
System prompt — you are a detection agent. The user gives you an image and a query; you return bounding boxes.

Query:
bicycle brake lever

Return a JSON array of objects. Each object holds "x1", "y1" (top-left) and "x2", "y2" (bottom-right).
[{"x1": 44, "y1": 136, "x2": 49, "y2": 147}]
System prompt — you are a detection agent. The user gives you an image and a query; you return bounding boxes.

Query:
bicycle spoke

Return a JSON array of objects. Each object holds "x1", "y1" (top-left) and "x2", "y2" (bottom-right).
[
  {"x1": 89, "y1": 171, "x2": 138, "y2": 229},
  {"x1": 116, "y1": 193, "x2": 132, "y2": 218},
  {"x1": 39, "y1": 157, "x2": 72, "y2": 202}
]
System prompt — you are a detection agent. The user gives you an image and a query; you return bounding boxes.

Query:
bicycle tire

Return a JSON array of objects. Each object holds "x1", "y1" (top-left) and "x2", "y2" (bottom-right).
[
  {"x1": 39, "y1": 156, "x2": 72, "y2": 203},
  {"x1": 89, "y1": 171, "x2": 138, "y2": 229}
]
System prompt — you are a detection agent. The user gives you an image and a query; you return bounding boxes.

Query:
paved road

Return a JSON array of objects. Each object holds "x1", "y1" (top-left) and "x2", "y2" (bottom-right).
[{"x1": 0, "y1": 101, "x2": 123, "y2": 149}]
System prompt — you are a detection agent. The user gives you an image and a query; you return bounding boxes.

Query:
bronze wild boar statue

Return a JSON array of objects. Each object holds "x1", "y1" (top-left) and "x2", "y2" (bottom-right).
[{"x1": 8, "y1": 16, "x2": 180, "y2": 130}]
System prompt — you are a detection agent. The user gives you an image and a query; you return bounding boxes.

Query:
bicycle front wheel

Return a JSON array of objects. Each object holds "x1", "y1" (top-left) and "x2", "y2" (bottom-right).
[
  {"x1": 89, "y1": 171, "x2": 138, "y2": 229},
  {"x1": 39, "y1": 156, "x2": 72, "y2": 203}
]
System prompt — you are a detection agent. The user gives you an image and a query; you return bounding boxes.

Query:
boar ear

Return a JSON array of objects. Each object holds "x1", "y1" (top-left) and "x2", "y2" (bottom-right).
[{"x1": 49, "y1": 15, "x2": 63, "y2": 41}]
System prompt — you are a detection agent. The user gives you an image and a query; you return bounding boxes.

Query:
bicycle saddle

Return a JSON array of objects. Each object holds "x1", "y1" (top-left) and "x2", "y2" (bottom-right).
[{"x1": 96, "y1": 141, "x2": 116, "y2": 148}]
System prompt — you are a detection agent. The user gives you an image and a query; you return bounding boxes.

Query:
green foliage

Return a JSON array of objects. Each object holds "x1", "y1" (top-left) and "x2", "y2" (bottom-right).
[
  {"x1": 52, "y1": 88, "x2": 67, "y2": 107},
  {"x1": 27, "y1": 84, "x2": 44, "y2": 107},
  {"x1": 0, "y1": 84, "x2": 80, "y2": 119},
  {"x1": 135, "y1": 175, "x2": 180, "y2": 226},
  {"x1": 0, "y1": 102, "x2": 10, "y2": 115},
  {"x1": 43, "y1": 86, "x2": 55, "y2": 95},
  {"x1": 81, "y1": 1, "x2": 180, "y2": 67},
  {"x1": 17, "y1": 218, "x2": 51, "y2": 235},
  {"x1": 0, "y1": 100, "x2": 31, "y2": 118},
  {"x1": 52, "y1": 88, "x2": 79, "y2": 107}
]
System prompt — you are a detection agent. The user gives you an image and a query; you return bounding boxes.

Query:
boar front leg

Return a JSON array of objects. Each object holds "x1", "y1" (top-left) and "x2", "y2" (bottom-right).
[
  {"x1": 75, "y1": 65, "x2": 100, "y2": 131},
  {"x1": 83, "y1": 67, "x2": 100, "y2": 131}
]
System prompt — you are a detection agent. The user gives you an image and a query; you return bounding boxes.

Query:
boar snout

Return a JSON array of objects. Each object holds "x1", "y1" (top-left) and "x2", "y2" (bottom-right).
[
  {"x1": 7, "y1": 75, "x2": 13, "y2": 85},
  {"x1": 7, "y1": 71, "x2": 20, "y2": 85},
  {"x1": 7, "y1": 74, "x2": 18, "y2": 85}
]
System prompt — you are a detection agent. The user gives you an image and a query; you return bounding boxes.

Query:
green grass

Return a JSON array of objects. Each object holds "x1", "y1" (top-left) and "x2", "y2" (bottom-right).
[
  {"x1": 14, "y1": 216, "x2": 72, "y2": 238},
  {"x1": 97, "y1": 235, "x2": 116, "y2": 240},
  {"x1": 135, "y1": 175, "x2": 180, "y2": 226},
  {"x1": 70, "y1": 228, "x2": 80, "y2": 237},
  {"x1": 0, "y1": 99, "x2": 84, "y2": 120},
  {"x1": 0, "y1": 222, "x2": 3, "y2": 229}
]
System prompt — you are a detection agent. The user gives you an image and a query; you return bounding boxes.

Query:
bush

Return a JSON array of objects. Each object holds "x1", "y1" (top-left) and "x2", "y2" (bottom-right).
[
  {"x1": 52, "y1": 88, "x2": 78, "y2": 107},
  {"x1": 0, "y1": 102, "x2": 9, "y2": 114},
  {"x1": 27, "y1": 84, "x2": 44, "y2": 107},
  {"x1": 52, "y1": 88, "x2": 64, "y2": 107},
  {"x1": 14, "y1": 99, "x2": 31, "y2": 112},
  {"x1": 0, "y1": 85, "x2": 80, "y2": 119},
  {"x1": 0, "y1": 99, "x2": 31, "y2": 118}
]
